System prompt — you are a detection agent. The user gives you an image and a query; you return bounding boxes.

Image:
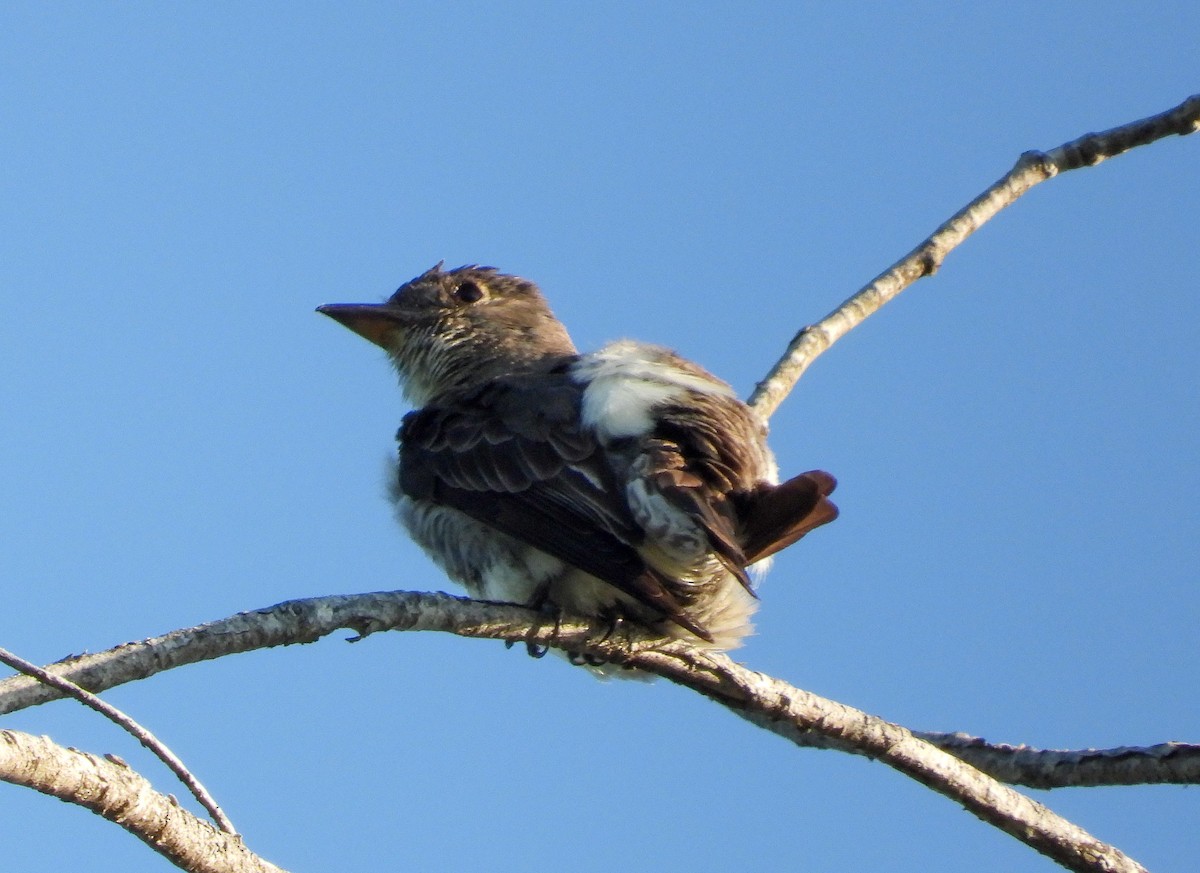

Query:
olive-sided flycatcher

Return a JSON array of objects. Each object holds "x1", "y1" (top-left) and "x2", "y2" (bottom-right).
[{"x1": 319, "y1": 264, "x2": 837, "y2": 656}]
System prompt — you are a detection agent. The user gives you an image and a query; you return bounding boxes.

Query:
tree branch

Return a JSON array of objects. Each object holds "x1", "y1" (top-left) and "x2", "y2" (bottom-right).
[
  {"x1": 0, "y1": 730, "x2": 286, "y2": 873},
  {"x1": 2, "y1": 592, "x2": 1193, "y2": 789},
  {"x1": 619, "y1": 645, "x2": 1149, "y2": 873},
  {"x1": 912, "y1": 732, "x2": 1200, "y2": 790},
  {"x1": 0, "y1": 645, "x2": 236, "y2": 834},
  {"x1": 1, "y1": 592, "x2": 1190, "y2": 870},
  {"x1": 747, "y1": 92, "x2": 1200, "y2": 419}
]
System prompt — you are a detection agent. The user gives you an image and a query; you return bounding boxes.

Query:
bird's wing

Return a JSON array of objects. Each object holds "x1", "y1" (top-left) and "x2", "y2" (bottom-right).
[
  {"x1": 628, "y1": 436, "x2": 754, "y2": 589},
  {"x1": 398, "y1": 374, "x2": 713, "y2": 639},
  {"x1": 644, "y1": 391, "x2": 836, "y2": 583},
  {"x1": 637, "y1": 391, "x2": 774, "y2": 589}
]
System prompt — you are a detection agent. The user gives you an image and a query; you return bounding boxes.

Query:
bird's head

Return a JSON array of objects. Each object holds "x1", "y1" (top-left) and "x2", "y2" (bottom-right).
[{"x1": 318, "y1": 263, "x2": 577, "y2": 404}]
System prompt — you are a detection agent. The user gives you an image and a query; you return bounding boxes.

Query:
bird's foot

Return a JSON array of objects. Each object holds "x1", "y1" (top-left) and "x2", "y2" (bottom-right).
[
  {"x1": 564, "y1": 608, "x2": 629, "y2": 666},
  {"x1": 524, "y1": 640, "x2": 550, "y2": 659},
  {"x1": 567, "y1": 651, "x2": 609, "y2": 667},
  {"x1": 504, "y1": 587, "x2": 564, "y2": 660}
]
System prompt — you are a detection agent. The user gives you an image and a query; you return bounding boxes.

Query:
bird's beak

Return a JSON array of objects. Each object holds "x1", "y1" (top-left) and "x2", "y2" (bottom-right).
[{"x1": 316, "y1": 303, "x2": 406, "y2": 349}]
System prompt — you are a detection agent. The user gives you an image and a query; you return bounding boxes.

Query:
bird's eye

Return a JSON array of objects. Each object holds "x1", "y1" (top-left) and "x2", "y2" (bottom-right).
[{"x1": 454, "y1": 280, "x2": 485, "y2": 303}]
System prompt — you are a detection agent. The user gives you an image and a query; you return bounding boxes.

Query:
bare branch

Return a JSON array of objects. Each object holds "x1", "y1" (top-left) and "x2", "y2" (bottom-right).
[
  {"x1": 748, "y1": 93, "x2": 1200, "y2": 419},
  {"x1": 0, "y1": 645, "x2": 236, "y2": 834},
  {"x1": 1, "y1": 592, "x2": 1191, "y2": 785},
  {"x1": 620, "y1": 646, "x2": 1149, "y2": 873},
  {"x1": 0, "y1": 730, "x2": 286, "y2": 873},
  {"x1": 914, "y1": 732, "x2": 1200, "y2": 790},
  {"x1": 0, "y1": 592, "x2": 1186, "y2": 870},
  {"x1": 0, "y1": 591, "x2": 494, "y2": 716}
]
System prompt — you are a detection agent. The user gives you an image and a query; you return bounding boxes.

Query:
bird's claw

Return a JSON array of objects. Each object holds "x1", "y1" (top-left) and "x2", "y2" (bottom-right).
[{"x1": 511, "y1": 589, "x2": 563, "y2": 660}]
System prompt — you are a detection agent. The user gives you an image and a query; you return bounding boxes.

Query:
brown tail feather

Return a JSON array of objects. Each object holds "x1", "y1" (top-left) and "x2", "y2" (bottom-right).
[{"x1": 737, "y1": 471, "x2": 838, "y2": 566}]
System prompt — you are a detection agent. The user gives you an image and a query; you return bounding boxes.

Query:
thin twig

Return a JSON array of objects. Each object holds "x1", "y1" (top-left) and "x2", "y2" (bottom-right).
[
  {"x1": 0, "y1": 645, "x2": 237, "y2": 834},
  {"x1": 748, "y1": 93, "x2": 1200, "y2": 419}
]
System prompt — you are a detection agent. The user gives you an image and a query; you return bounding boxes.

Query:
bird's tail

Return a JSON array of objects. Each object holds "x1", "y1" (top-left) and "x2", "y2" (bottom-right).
[{"x1": 736, "y1": 471, "x2": 838, "y2": 566}]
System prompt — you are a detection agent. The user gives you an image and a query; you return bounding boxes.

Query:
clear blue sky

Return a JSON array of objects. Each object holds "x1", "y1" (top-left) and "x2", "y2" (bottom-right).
[{"x1": 2, "y1": 4, "x2": 1196, "y2": 871}]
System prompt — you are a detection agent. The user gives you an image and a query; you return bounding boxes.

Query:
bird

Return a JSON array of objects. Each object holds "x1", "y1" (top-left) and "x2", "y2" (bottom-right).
[{"x1": 318, "y1": 263, "x2": 837, "y2": 664}]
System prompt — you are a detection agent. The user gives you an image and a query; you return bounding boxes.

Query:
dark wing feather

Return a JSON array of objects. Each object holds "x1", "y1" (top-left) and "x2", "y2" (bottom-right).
[
  {"x1": 636, "y1": 438, "x2": 755, "y2": 591},
  {"x1": 648, "y1": 395, "x2": 771, "y2": 588},
  {"x1": 651, "y1": 392, "x2": 837, "y2": 580},
  {"x1": 398, "y1": 373, "x2": 712, "y2": 639}
]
